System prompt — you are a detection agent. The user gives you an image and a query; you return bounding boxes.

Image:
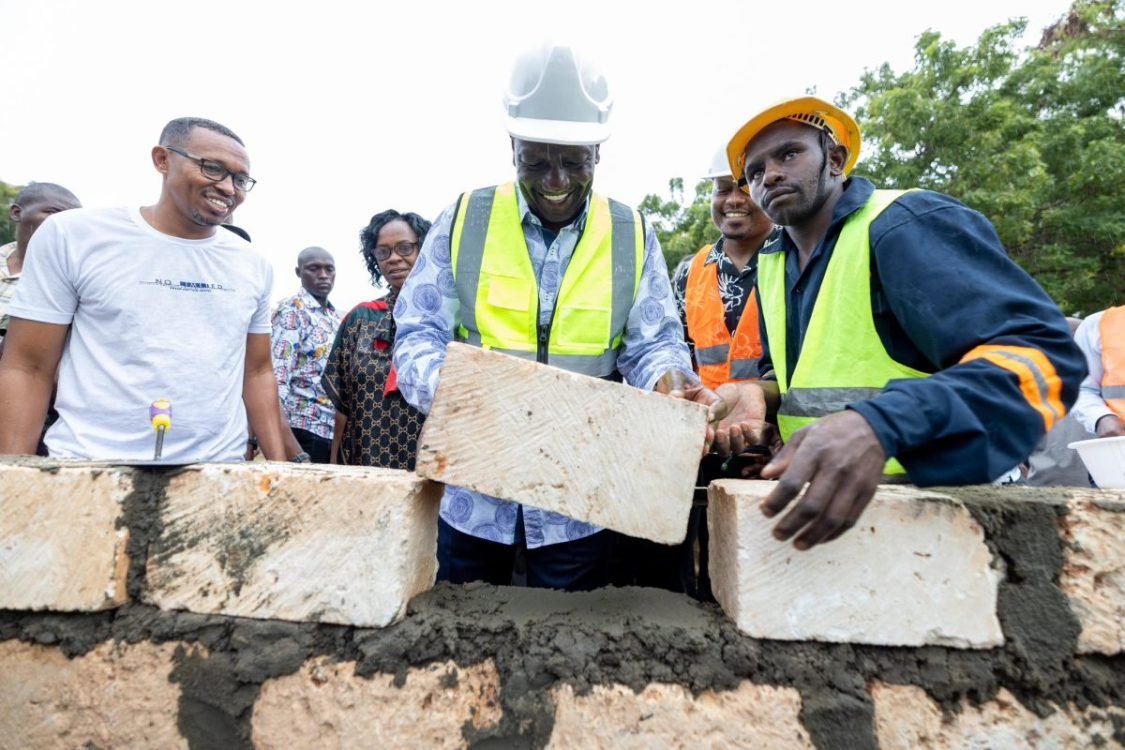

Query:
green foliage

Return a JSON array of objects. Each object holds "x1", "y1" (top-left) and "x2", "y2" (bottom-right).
[
  {"x1": 0, "y1": 178, "x2": 20, "y2": 246},
  {"x1": 639, "y1": 177, "x2": 717, "y2": 274},
  {"x1": 840, "y1": 0, "x2": 1124, "y2": 313}
]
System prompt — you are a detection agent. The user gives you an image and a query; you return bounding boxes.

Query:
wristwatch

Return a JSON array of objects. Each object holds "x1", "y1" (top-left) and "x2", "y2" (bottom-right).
[{"x1": 290, "y1": 452, "x2": 311, "y2": 463}]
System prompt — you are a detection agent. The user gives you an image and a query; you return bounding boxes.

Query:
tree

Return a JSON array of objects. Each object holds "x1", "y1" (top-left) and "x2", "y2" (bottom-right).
[
  {"x1": 639, "y1": 177, "x2": 716, "y2": 274},
  {"x1": 841, "y1": 0, "x2": 1124, "y2": 313},
  {"x1": 0, "y1": 179, "x2": 20, "y2": 246}
]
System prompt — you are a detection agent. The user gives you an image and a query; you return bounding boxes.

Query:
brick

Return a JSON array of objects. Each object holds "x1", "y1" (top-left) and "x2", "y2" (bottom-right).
[
  {"x1": 871, "y1": 681, "x2": 1124, "y2": 749},
  {"x1": 0, "y1": 640, "x2": 189, "y2": 749},
  {"x1": 1059, "y1": 490, "x2": 1125, "y2": 655},
  {"x1": 144, "y1": 463, "x2": 441, "y2": 627},
  {"x1": 253, "y1": 658, "x2": 502, "y2": 748},
  {"x1": 708, "y1": 481, "x2": 1003, "y2": 648},
  {"x1": 0, "y1": 462, "x2": 131, "y2": 611},
  {"x1": 415, "y1": 342, "x2": 707, "y2": 544},
  {"x1": 547, "y1": 681, "x2": 813, "y2": 749}
]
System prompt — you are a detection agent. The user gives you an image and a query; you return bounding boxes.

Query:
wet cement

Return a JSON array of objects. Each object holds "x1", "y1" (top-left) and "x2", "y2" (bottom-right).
[{"x1": 2, "y1": 467, "x2": 1123, "y2": 749}]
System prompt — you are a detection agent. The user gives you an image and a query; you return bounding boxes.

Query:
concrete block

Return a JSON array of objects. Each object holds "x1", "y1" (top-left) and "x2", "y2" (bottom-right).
[
  {"x1": 708, "y1": 481, "x2": 1003, "y2": 648},
  {"x1": 0, "y1": 463, "x2": 131, "y2": 611},
  {"x1": 1059, "y1": 491, "x2": 1125, "y2": 655},
  {"x1": 253, "y1": 658, "x2": 502, "y2": 748},
  {"x1": 547, "y1": 681, "x2": 813, "y2": 749},
  {"x1": 415, "y1": 342, "x2": 707, "y2": 544},
  {"x1": 871, "y1": 682, "x2": 1124, "y2": 749},
  {"x1": 0, "y1": 640, "x2": 189, "y2": 749},
  {"x1": 145, "y1": 463, "x2": 441, "y2": 627}
]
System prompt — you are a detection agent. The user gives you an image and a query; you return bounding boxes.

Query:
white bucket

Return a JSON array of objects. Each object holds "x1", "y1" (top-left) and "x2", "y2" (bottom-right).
[{"x1": 1068, "y1": 435, "x2": 1125, "y2": 489}]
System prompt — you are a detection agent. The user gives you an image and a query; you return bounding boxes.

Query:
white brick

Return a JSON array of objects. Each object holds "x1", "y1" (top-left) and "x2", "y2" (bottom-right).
[
  {"x1": 0, "y1": 640, "x2": 190, "y2": 749},
  {"x1": 708, "y1": 481, "x2": 1003, "y2": 648},
  {"x1": 144, "y1": 463, "x2": 441, "y2": 627},
  {"x1": 0, "y1": 463, "x2": 131, "y2": 611},
  {"x1": 872, "y1": 682, "x2": 1124, "y2": 749},
  {"x1": 253, "y1": 658, "x2": 502, "y2": 748},
  {"x1": 547, "y1": 681, "x2": 814, "y2": 749},
  {"x1": 1059, "y1": 490, "x2": 1125, "y2": 655},
  {"x1": 415, "y1": 343, "x2": 707, "y2": 544}
]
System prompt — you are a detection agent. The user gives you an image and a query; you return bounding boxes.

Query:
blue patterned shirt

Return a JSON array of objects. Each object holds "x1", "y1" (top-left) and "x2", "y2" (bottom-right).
[{"x1": 394, "y1": 187, "x2": 692, "y2": 548}]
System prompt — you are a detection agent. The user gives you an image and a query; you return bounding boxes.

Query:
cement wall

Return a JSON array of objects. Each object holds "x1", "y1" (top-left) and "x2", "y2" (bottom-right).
[{"x1": 1, "y1": 458, "x2": 1123, "y2": 749}]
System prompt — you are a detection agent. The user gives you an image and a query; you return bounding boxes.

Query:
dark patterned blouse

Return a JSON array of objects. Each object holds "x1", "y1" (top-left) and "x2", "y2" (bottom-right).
[{"x1": 322, "y1": 292, "x2": 424, "y2": 470}]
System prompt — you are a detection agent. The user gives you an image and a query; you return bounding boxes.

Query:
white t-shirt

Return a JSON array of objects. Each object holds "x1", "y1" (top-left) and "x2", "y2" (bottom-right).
[{"x1": 9, "y1": 206, "x2": 274, "y2": 462}]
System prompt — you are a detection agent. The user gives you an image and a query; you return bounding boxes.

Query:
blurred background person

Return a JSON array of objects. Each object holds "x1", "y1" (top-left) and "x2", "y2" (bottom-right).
[
  {"x1": 2, "y1": 182, "x2": 81, "y2": 349},
  {"x1": 271, "y1": 245, "x2": 340, "y2": 463},
  {"x1": 323, "y1": 209, "x2": 430, "y2": 469}
]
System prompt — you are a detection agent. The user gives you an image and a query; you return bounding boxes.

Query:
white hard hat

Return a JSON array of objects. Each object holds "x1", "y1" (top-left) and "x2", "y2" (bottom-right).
[
  {"x1": 705, "y1": 145, "x2": 732, "y2": 179},
  {"x1": 504, "y1": 44, "x2": 613, "y2": 146}
]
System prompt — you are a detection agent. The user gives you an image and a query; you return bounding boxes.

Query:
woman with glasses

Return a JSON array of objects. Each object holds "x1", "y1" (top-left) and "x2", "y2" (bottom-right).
[{"x1": 323, "y1": 209, "x2": 431, "y2": 469}]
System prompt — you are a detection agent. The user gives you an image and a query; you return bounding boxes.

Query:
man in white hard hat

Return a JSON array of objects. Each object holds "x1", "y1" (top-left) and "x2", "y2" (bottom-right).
[
  {"x1": 393, "y1": 44, "x2": 750, "y2": 591},
  {"x1": 725, "y1": 96, "x2": 1085, "y2": 549}
]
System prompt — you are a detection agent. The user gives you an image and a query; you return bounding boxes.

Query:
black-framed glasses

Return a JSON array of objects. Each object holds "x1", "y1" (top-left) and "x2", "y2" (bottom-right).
[
  {"x1": 164, "y1": 146, "x2": 257, "y2": 192},
  {"x1": 374, "y1": 241, "x2": 419, "y2": 261}
]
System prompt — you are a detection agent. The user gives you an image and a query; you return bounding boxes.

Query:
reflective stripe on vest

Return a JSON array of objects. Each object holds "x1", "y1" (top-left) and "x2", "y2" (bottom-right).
[
  {"x1": 758, "y1": 189, "x2": 928, "y2": 476},
  {"x1": 684, "y1": 243, "x2": 762, "y2": 389},
  {"x1": 449, "y1": 182, "x2": 643, "y2": 378},
  {"x1": 1101, "y1": 305, "x2": 1125, "y2": 420}
]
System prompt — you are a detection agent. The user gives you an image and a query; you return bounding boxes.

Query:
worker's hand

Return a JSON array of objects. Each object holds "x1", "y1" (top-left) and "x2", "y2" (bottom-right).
[
  {"x1": 759, "y1": 410, "x2": 885, "y2": 550},
  {"x1": 712, "y1": 381, "x2": 773, "y2": 456},
  {"x1": 1095, "y1": 414, "x2": 1125, "y2": 438},
  {"x1": 655, "y1": 370, "x2": 729, "y2": 453}
]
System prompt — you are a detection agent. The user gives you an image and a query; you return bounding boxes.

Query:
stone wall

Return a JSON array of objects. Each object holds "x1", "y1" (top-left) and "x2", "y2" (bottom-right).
[{"x1": 1, "y1": 458, "x2": 1123, "y2": 749}]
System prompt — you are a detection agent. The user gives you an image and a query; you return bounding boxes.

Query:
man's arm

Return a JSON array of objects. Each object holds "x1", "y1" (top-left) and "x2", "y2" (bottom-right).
[
  {"x1": 393, "y1": 205, "x2": 460, "y2": 414},
  {"x1": 270, "y1": 301, "x2": 301, "y2": 413},
  {"x1": 761, "y1": 196, "x2": 1086, "y2": 549},
  {"x1": 244, "y1": 333, "x2": 289, "y2": 460},
  {"x1": 1070, "y1": 313, "x2": 1122, "y2": 436},
  {"x1": 0, "y1": 318, "x2": 68, "y2": 454}
]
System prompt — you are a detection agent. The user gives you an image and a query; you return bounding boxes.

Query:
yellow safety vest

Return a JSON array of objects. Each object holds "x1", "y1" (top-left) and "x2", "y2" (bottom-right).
[
  {"x1": 450, "y1": 182, "x2": 643, "y2": 378},
  {"x1": 758, "y1": 189, "x2": 928, "y2": 475}
]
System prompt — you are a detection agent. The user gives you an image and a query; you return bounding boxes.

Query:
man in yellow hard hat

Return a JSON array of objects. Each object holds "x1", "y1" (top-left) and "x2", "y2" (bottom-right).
[
  {"x1": 725, "y1": 96, "x2": 1085, "y2": 549},
  {"x1": 393, "y1": 44, "x2": 753, "y2": 591}
]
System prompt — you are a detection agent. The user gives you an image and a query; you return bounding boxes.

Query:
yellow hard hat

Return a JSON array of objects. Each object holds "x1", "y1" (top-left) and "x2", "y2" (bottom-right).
[{"x1": 726, "y1": 96, "x2": 861, "y2": 181}]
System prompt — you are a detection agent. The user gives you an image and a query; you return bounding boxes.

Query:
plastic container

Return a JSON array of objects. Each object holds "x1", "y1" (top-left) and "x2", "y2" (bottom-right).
[{"x1": 1068, "y1": 435, "x2": 1125, "y2": 489}]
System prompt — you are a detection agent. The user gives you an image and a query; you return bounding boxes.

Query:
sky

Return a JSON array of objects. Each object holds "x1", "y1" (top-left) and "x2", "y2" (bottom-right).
[{"x1": 1, "y1": 0, "x2": 1075, "y2": 312}]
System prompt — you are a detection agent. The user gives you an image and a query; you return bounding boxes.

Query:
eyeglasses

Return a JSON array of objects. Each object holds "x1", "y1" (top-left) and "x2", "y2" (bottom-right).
[
  {"x1": 164, "y1": 146, "x2": 257, "y2": 192},
  {"x1": 373, "y1": 241, "x2": 419, "y2": 261}
]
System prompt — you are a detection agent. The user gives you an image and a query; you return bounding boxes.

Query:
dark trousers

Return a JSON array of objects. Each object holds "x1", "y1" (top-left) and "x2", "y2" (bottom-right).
[
  {"x1": 609, "y1": 457, "x2": 721, "y2": 601},
  {"x1": 292, "y1": 427, "x2": 333, "y2": 464},
  {"x1": 437, "y1": 516, "x2": 613, "y2": 592}
]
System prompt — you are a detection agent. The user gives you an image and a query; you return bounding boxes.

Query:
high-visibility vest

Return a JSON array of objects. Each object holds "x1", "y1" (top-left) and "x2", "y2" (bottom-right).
[
  {"x1": 758, "y1": 190, "x2": 927, "y2": 475},
  {"x1": 449, "y1": 182, "x2": 643, "y2": 378},
  {"x1": 1101, "y1": 305, "x2": 1125, "y2": 420},
  {"x1": 684, "y1": 244, "x2": 761, "y2": 389}
]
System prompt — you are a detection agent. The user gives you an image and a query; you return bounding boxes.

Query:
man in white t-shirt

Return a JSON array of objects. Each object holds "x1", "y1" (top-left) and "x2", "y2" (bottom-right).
[{"x1": 0, "y1": 117, "x2": 290, "y2": 462}]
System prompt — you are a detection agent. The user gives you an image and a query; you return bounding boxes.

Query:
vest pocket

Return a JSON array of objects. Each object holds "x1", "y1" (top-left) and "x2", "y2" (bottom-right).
[
  {"x1": 554, "y1": 305, "x2": 611, "y2": 353},
  {"x1": 481, "y1": 275, "x2": 534, "y2": 349}
]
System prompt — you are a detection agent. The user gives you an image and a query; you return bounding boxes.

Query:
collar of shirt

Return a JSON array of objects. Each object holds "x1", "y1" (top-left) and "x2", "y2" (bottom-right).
[
  {"x1": 514, "y1": 184, "x2": 592, "y2": 234},
  {"x1": 295, "y1": 286, "x2": 336, "y2": 315},
  {"x1": 705, "y1": 236, "x2": 761, "y2": 279},
  {"x1": 761, "y1": 177, "x2": 876, "y2": 258}
]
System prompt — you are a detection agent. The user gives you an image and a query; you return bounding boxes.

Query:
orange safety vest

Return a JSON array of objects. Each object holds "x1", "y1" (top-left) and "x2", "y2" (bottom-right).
[
  {"x1": 1101, "y1": 305, "x2": 1125, "y2": 420},
  {"x1": 684, "y1": 244, "x2": 762, "y2": 389}
]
